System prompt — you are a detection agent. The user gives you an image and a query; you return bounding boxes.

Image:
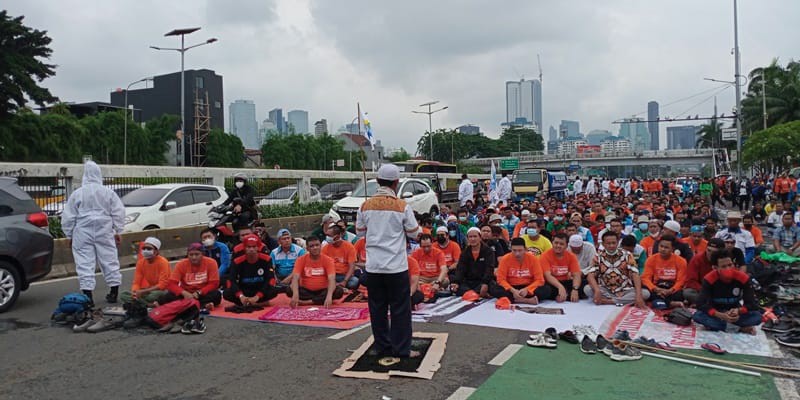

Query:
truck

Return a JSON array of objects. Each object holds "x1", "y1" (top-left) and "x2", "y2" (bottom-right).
[{"x1": 511, "y1": 168, "x2": 568, "y2": 201}]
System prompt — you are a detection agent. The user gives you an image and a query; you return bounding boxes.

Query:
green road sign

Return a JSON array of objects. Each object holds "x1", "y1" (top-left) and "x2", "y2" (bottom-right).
[{"x1": 500, "y1": 158, "x2": 519, "y2": 170}]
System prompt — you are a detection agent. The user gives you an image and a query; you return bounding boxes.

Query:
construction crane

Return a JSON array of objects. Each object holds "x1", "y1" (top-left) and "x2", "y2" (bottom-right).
[{"x1": 537, "y1": 54, "x2": 542, "y2": 83}]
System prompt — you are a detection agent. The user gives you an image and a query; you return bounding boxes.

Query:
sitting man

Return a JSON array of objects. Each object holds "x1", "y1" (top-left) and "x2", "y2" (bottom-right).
[
  {"x1": 120, "y1": 237, "x2": 170, "y2": 327},
  {"x1": 200, "y1": 228, "x2": 231, "y2": 278},
  {"x1": 567, "y1": 233, "x2": 597, "y2": 275},
  {"x1": 683, "y1": 238, "x2": 724, "y2": 306},
  {"x1": 232, "y1": 225, "x2": 267, "y2": 259},
  {"x1": 620, "y1": 235, "x2": 647, "y2": 273},
  {"x1": 521, "y1": 218, "x2": 552, "y2": 256},
  {"x1": 692, "y1": 248, "x2": 762, "y2": 334},
  {"x1": 772, "y1": 212, "x2": 800, "y2": 256},
  {"x1": 540, "y1": 233, "x2": 582, "y2": 303},
  {"x1": 223, "y1": 234, "x2": 279, "y2": 306},
  {"x1": 321, "y1": 224, "x2": 359, "y2": 290},
  {"x1": 641, "y1": 235, "x2": 687, "y2": 309},
  {"x1": 490, "y1": 238, "x2": 551, "y2": 304},
  {"x1": 408, "y1": 255, "x2": 424, "y2": 307},
  {"x1": 584, "y1": 231, "x2": 648, "y2": 308},
  {"x1": 270, "y1": 228, "x2": 306, "y2": 288},
  {"x1": 434, "y1": 226, "x2": 462, "y2": 281},
  {"x1": 715, "y1": 211, "x2": 755, "y2": 264},
  {"x1": 288, "y1": 236, "x2": 344, "y2": 307},
  {"x1": 411, "y1": 234, "x2": 449, "y2": 291},
  {"x1": 450, "y1": 228, "x2": 496, "y2": 297},
  {"x1": 159, "y1": 243, "x2": 222, "y2": 311}
]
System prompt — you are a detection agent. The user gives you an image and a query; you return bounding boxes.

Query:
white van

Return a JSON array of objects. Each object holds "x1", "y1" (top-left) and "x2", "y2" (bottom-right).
[
  {"x1": 330, "y1": 178, "x2": 439, "y2": 223},
  {"x1": 122, "y1": 184, "x2": 228, "y2": 232}
]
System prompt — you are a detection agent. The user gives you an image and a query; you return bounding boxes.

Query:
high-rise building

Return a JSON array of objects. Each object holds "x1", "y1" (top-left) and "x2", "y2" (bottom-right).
[
  {"x1": 585, "y1": 129, "x2": 613, "y2": 146},
  {"x1": 559, "y1": 120, "x2": 580, "y2": 138},
  {"x1": 618, "y1": 117, "x2": 650, "y2": 151},
  {"x1": 259, "y1": 118, "x2": 277, "y2": 144},
  {"x1": 505, "y1": 79, "x2": 541, "y2": 131},
  {"x1": 229, "y1": 100, "x2": 258, "y2": 149},
  {"x1": 456, "y1": 124, "x2": 481, "y2": 135},
  {"x1": 268, "y1": 108, "x2": 284, "y2": 134},
  {"x1": 548, "y1": 126, "x2": 557, "y2": 141},
  {"x1": 648, "y1": 101, "x2": 659, "y2": 150},
  {"x1": 110, "y1": 69, "x2": 224, "y2": 166},
  {"x1": 667, "y1": 125, "x2": 701, "y2": 150},
  {"x1": 287, "y1": 109, "x2": 309, "y2": 134},
  {"x1": 314, "y1": 119, "x2": 328, "y2": 136}
]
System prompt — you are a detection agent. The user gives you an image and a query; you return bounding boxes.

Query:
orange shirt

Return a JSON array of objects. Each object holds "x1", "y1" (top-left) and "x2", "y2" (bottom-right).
[
  {"x1": 781, "y1": 178, "x2": 792, "y2": 193},
  {"x1": 539, "y1": 248, "x2": 580, "y2": 281},
  {"x1": 496, "y1": 252, "x2": 545, "y2": 292},
  {"x1": 513, "y1": 221, "x2": 527, "y2": 238},
  {"x1": 437, "y1": 241, "x2": 462, "y2": 267},
  {"x1": 631, "y1": 181, "x2": 639, "y2": 191},
  {"x1": 408, "y1": 256, "x2": 419, "y2": 277},
  {"x1": 639, "y1": 236, "x2": 657, "y2": 255},
  {"x1": 746, "y1": 226, "x2": 764, "y2": 245},
  {"x1": 681, "y1": 237, "x2": 708, "y2": 256},
  {"x1": 132, "y1": 255, "x2": 171, "y2": 291},
  {"x1": 293, "y1": 254, "x2": 335, "y2": 291},
  {"x1": 411, "y1": 247, "x2": 447, "y2": 278},
  {"x1": 169, "y1": 257, "x2": 220, "y2": 295},
  {"x1": 354, "y1": 237, "x2": 367, "y2": 262},
  {"x1": 321, "y1": 241, "x2": 357, "y2": 275},
  {"x1": 641, "y1": 253, "x2": 687, "y2": 291}
]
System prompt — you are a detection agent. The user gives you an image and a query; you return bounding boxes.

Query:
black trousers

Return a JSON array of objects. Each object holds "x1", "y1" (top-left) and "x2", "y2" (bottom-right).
[
  {"x1": 651, "y1": 290, "x2": 684, "y2": 304},
  {"x1": 285, "y1": 286, "x2": 344, "y2": 305},
  {"x1": 411, "y1": 290, "x2": 424, "y2": 306},
  {"x1": 454, "y1": 280, "x2": 487, "y2": 295},
  {"x1": 489, "y1": 282, "x2": 552, "y2": 303},
  {"x1": 223, "y1": 286, "x2": 279, "y2": 305},
  {"x1": 158, "y1": 290, "x2": 222, "y2": 307},
  {"x1": 738, "y1": 195, "x2": 751, "y2": 211},
  {"x1": 366, "y1": 270, "x2": 413, "y2": 357},
  {"x1": 542, "y1": 280, "x2": 584, "y2": 300}
]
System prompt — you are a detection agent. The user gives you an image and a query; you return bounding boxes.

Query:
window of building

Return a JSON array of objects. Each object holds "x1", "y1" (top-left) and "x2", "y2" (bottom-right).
[
  {"x1": 214, "y1": 101, "x2": 221, "y2": 109},
  {"x1": 195, "y1": 76, "x2": 204, "y2": 89}
]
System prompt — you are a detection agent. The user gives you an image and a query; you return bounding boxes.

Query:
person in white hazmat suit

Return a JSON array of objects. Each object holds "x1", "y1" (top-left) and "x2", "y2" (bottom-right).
[{"x1": 61, "y1": 161, "x2": 125, "y2": 304}]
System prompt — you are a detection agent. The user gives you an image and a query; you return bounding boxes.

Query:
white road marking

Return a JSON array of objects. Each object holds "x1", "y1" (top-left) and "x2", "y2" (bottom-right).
[
  {"x1": 445, "y1": 386, "x2": 476, "y2": 400},
  {"x1": 327, "y1": 323, "x2": 370, "y2": 340},
  {"x1": 31, "y1": 267, "x2": 136, "y2": 286},
  {"x1": 488, "y1": 344, "x2": 523, "y2": 366}
]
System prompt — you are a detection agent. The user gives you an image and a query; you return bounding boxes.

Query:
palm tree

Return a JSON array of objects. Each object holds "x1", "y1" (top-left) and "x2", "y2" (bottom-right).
[
  {"x1": 695, "y1": 118, "x2": 723, "y2": 149},
  {"x1": 741, "y1": 59, "x2": 800, "y2": 132}
]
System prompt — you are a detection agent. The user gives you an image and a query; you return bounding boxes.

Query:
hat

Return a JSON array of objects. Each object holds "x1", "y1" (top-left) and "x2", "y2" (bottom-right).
[
  {"x1": 521, "y1": 209, "x2": 531, "y2": 216},
  {"x1": 726, "y1": 210, "x2": 743, "y2": 220},
  {"x1": 377, "y1": 163, "x2": 400, "y2": 181},
  {"x1": 436, "y1": 226, "x2": 448, "y2": 234},
  {"x1": 187, "y1": 242, "x2": 203, "y2": 253},
  {"x1": 604, "y1": 213, "x2": 617, "y2": 222},
  {"x1": 495, "y1": 297, "x2": 512, "y2": 310},
  {"x1": 234, "y1": 172, "x2": 247, "y2": 181},
  {"x1": 447, "y1": 215, "x2": 457, "y2": 222},
  {"x1": 277, "y1": 228, "x2": 291, "y2": 238},
  {"x1": 461, "y1": 290, "x2": 480, "y2": 302},
  {"x1": 570, "y1": 212, "x2": 582, "y2": 220},
  {"x1": 489, "y1": 214, "x2": 503, "y2": 223},
  {"x1": 143, "y1": 237, "x2": 161, "y2": 250},
  {"x1": 568, "y1": 234, "x2": 583, "y2": 247},
  {"x1": 652, "y1": 299, "x2": 668, "y2": 310},
  {"x1": 243, "y1": 234, "x2": 262, "y2": 247},
  {"x1": 663, "y1": 220, "x2": 681, "y2": 233},
  {"x1": 467, "y1": 227, "x2": 481, "y2": 235},
  {"x1": 636, "y1": 215, "x2": 650, "y2": 223},
  {"x1": 690, "y1": 225, "x2": 703, "y2": 233}
]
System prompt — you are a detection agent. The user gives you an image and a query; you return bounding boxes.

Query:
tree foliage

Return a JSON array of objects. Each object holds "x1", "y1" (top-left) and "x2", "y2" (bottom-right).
[
  {"x1": 0, "y1": 11, "x2": 57, "y2": 119},
  {"x1": 261, "y1": 133, "x2": 364, "y2": 170},
  {"x1": 741, "y1": 59, "x2": 800, "y2": 133},
  {"x1": 387, "y1": 148, "x2": 411, "y2": 162},
  {"x1": 206, "y1": 128, "x2": 244, "y2": 168},
  {"x1": 415, "y1": 127, "x2": 543, "y2": 162},
  {"x1": 742, "y1": 121, "x2": 800, "y2": 175}
]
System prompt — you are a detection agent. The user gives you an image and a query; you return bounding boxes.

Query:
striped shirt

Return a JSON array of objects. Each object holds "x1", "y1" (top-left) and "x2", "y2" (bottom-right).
[{"x1": 356, "y1": 186, "x2": 422, "y2": 274}]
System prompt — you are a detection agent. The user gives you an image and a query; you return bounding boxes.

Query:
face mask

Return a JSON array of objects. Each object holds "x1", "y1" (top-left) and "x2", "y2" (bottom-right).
[
  {"x1": 141, "y1": 249, "x2": 155, "y2": 259},
  {"x1": 325, "y1": 235, "x2": 333, "y2": 243},
  {"x1": 459, "y1": 216, "x2": 467, "y2": 222},
  {"x1": 235, "y1": 181, "x2": 244, "y2": 189},
  {"x1": 554, "y1": 216, "x2": 563, "y2": 222},
  {"x1": 449, "y1": 230, "x2": 457, "y2": 237},
  {"x1": 202, "y1": 238, "x2": 215, "y2": 247},
  {"x1": 638, "y1": 223, "x2": 648, "y2": 231},
  {"x1": 605, "y1": 248, "x2": 619, "y2": 255},
  {"x1": 718, "y1": 268, "x2": 737, "y2": 282},
  {"x1": 526, "y1": 228, "x2": 538, "y2": 236},
  {"x1": 437, "y1": 236, "x2": 448, "y2": 245}
]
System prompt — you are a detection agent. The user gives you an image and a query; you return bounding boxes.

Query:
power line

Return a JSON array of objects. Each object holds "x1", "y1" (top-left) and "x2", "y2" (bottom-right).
[
  {"x1": 673, "y1": 85, "x2": 733, "y2": 119},
  {"x1": 626, "y1": 83, "x2": 733, "y2": 117}
]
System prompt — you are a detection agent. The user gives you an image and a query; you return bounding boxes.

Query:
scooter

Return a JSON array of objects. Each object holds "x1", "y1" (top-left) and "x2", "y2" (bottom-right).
[{"x1": 207, "y1": 204, "x2": 238, "y2": 249}]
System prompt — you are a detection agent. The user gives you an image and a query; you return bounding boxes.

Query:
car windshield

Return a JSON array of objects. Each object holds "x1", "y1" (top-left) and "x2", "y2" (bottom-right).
[
  {"x1": 122, "y1": 188, "x2": 169, "y2": 207},
  {"x1": 514, "y1": 171, "x2": 543, "y2": 185},
  {"x1": 266, "y1": 187, "x2": 296, "y2": 200},
  {"x1": 351, "y1": 181, "x2": 379, "y2": 197}
]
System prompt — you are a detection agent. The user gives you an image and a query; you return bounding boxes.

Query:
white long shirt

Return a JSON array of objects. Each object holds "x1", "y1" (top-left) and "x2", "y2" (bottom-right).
[
  {"x1": 459, "y1": 179, "x2": 474, "y2": 206},
  {"x1": 573, "y1": 179, "x2": 583, "y2": 194},
  {"x1": 497, "y1": 176, "x2": 512, "y2": 202}
]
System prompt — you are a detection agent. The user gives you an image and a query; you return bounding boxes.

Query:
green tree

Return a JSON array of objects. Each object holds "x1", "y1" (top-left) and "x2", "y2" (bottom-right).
[
  {"x1": 0, "y1": 11, "x2": 57, "y2": 118},
  {"x1": 416, "y1": 127, "x2": 543, "y2": 162},
  {"x1": 742, "y1": 121, "x2": 800, "y2": 176},
  {"x1": 695, "y1": 118, "x2": 724, "y2": 149},
  {"x1": 741, "y1": 59, "x2": 800, "y2": 132},
  {"x1": 388, "y1": 147, "x2": 412, "y2": 162},
  {"x1": 261, "y1": 133, "x2": 355, "y2": 170},
  {"x1": 206, "y1": 128, "x2": 244, "y2": 168}
]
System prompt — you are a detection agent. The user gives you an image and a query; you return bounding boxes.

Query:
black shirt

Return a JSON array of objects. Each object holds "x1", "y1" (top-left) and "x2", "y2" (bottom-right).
[
  {"x1": 226, "y1": 253, "x2": 275, "y2": 299},
  {"x1": 696, "y1": 269, "x2": 758, "y2": 314},
  {"x1": 453, "y1": 244, "x2": 496, "y2": 285}
]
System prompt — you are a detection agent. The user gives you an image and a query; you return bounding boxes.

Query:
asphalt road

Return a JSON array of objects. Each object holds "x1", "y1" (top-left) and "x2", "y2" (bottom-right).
[{"x1": 1, "y1": 269, "x2": 526, "y2": 400}]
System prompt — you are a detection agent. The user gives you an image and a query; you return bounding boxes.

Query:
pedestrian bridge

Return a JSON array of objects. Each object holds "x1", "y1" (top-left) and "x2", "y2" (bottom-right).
[{"x1": 462, "y1": 149, "x2": 718, "y2": 171}]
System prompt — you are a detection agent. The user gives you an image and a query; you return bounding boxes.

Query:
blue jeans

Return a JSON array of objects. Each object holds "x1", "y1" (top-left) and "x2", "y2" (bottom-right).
[
  {"x1": 692, "y1": 309, "x2": 762, "y2": 331},
  {"x1": 336, "y1": 273, "x2": 361, "y2": 290}
]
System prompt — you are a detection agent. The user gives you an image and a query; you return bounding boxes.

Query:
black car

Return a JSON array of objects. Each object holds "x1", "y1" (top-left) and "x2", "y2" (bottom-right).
[
  {"x1": 0, "y1": 177, "x2": 54, "y2": 312},
  {"x1": 319, "y1": 182, "x2": 355, "y2": 201}
]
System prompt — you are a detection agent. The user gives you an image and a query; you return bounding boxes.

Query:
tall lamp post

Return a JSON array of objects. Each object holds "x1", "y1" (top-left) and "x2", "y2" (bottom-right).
[
  {"x1": 732, "y1": 0, "x2": 743, "y2": 179},
  {"x1": 150, "y1": 27, "x2": 217, "y2": 166},
  {"x1": 412, "y1": 101, "x2": 448, "y2": 160},
  {"x1": 124, "y1": 77, "x2": 153, "y2": 165}
]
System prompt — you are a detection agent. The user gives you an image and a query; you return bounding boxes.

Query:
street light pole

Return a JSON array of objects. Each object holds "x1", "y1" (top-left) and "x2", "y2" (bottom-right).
[
  {"x1": 124, "y1": 77, "x2": 154, "y2": 165},
  {"x1": 761, "y1": 78, "x2": 767, "y2": 130},
  {"x1": 733, "y1": 0, "x2": 743, "y2": 178},
  {"x1": 151, "y1": 27, "x2": 217, "y2": 166},
  {"x1": 413, "y1": 101, "x2": 448, "y2": 160}
]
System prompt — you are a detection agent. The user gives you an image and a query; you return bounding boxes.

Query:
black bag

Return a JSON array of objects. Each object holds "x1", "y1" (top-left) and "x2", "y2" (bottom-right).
[{"x1": 665, "y1": 308, "x2": 694, "y2": 326}]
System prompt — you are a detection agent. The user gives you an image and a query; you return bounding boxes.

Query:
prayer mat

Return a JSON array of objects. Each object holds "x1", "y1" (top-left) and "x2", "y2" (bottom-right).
[
  {"x1": 515, "y1": 306, "x2": 565, "y2": 315},
  {"x1": 601, "y1": 305, "x2": 773, "y2": 356},
  {"x1": 259, "y1": 306, "x2": 369, "y2": 322},
  {"x1": 333, "y1": 332, "x2": 448, "y2": 380},
  {"x1": 207, "y1": 294, "x2": 370, "y2": 330},
  {"x1": 412, "y1": 296, "x2": 480, "y2": 323}
]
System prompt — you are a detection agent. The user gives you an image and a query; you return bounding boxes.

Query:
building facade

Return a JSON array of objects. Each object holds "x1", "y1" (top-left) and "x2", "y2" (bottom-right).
[
  {"x1": 618, "y1": 117, "x2": 650, "y2": 152},
  {"x1": 585, "y1": 129, "x2": 613, "y2": 146},
  {"x1": 666, "y1": 125, "x2": 701, "y2": 150},
  {"x1": 338, "y1": 133, "x2": 384, "y2": 170},
  {"x1": 287, "y1": 109, "x2": 309, "y2": 134},
  {"x1": 268, "y1": 108, "x2": 285, "y2": 134},
  {"x1": 314, "y1": 119, "x2": 328, "y2": 136},
  {"x1": 559, "y1": 120, "x2": 580, "y2": 138},
  {"x1": 456, "y1": 124, "x2": 481, "y2": 135},
  {"x1": 505, "y1": 79, "x2": 541, "y2": 131},
  {"x1": 229, "y1": 100, "x2": 259, "y2": 149},
  {"x1": 648, "y1": 101, "x2": 659, "y2": 150},
  {"x1": 600, "y1": 137, "x2": 632, "y2": 154}
]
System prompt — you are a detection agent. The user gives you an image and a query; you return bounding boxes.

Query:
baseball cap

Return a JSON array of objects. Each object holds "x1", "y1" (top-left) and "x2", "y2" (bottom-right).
[
  {"x1": 243, "y1": 234, "x2": 262, "y2": 247},
  {"x1": 664, "y1": 220, "x2": 681, "y2": 233},
  {"x1": 690, "y1": 225, "x2": 703, "y2": 233},
  {"x1": 143, "y1": 237, "x2": 161, "y2": 250},
  {"x1": 277, "y1": 228, "x2": 291, "y2": 238},
  {"x1": 377, "y1": 163, "x2": 400, "y2": 181},
  {"x1": 568, "y1": 234, "x2": 583, "y2": 247}
]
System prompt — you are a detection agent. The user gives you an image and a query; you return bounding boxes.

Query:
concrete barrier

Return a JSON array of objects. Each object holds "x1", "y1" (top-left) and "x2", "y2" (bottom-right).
[{"x1": 44, "y1": 214, "x2": 326, "y2": 281}]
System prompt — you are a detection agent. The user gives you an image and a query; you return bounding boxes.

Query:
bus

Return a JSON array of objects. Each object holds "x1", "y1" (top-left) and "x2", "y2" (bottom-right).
[
  {"x1": 511, "y1": 169, "x2": 568, "y2": 200},
  {"x1": 394, "y1": 160, "x2": 459, "y2": 203},
  {"x1": 394, "y1": 160, "x2": 457, "y2": 173}
]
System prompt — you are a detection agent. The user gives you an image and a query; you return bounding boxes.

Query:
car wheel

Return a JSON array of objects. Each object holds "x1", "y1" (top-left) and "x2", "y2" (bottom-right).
[
  {"x1": 0, "y1": 261, "x2": 22, "y2": 313},
  {"x1": 143, "y1": 225, "x2": 160, "y2": 230}
]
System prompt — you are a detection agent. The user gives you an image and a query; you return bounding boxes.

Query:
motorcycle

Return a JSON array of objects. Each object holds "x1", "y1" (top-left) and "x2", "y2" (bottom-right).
[{"x1": 207, "y1": 204, "x2": 239, "y2": 249}]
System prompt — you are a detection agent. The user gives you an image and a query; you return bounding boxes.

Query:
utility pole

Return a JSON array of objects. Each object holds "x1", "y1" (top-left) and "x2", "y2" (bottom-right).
[
  {"x1": 412, "y1": 101, "x2": 448, "y2": 160},
  {"x1": 733, "y1": 0, "x2": 743, "y2": 178},
  {"x1": 761, "y1": 78, "x2": 767, "y2": 130}
]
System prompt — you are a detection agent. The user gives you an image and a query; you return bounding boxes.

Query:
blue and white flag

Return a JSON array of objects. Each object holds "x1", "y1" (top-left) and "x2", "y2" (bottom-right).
[{"x1": 360, "y1": 110, "x2": 376, "y2": 150}]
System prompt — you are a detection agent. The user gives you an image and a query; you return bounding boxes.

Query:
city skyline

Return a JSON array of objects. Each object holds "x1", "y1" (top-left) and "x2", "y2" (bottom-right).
[{"x1": 5, "y1": 1, "x2": 798, "y2": 154}]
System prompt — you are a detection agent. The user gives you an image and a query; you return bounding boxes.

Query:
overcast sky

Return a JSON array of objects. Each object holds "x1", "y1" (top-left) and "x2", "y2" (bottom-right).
[{"x1": 6, "y1": 0, "x2": 799, "y2": 152}]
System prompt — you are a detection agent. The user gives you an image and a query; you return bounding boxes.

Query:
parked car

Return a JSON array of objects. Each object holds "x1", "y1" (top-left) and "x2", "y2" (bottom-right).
[
  {"x1": 258, "y1": 185, "x2": 321, "y2": 206},
  {"x1": 319, "y1": 182, "x2": 355, "y2": 201},
  {"x1": 122, "y1": 184, "x2": 228, "y2": 232},
  {"x1": 43, "y1": 184, "x2": 143, "y2": 217},
  {"x1": 0, "y1": 177, "x2": 54, "y2": 313},
  {"x1": 330, "y1": 178, "x2": 439, "y2": 223}
]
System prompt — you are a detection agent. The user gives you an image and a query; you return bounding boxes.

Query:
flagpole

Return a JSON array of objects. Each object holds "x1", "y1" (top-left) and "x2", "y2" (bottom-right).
[{"x1": 358, "y1": 102, "x2": 368, "y2": 198}]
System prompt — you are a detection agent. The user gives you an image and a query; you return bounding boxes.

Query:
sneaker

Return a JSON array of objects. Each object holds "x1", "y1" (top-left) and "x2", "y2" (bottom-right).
[
  {"x1": 87, "y1": 318, "x2": 120, "y2": 333},
  {"x1": 545, "y1": 327, "x2": 558, "y2": 341},
  {"x1": 180, "y1": 320, "x2": 196, "y2": 334},
  {"x1": 612, "y1": 330, "x2": 631, "y2": 341},
  {"x1": 72, "y1": 318, "x2": 95, "y2": 333},
  {"x1": 170, "y1": 319, "x2": 185, "y2": 334},
  {"x1": 610, "y1": 344, "x2": 643, "y2": 361},
  {"x1": 123, "y1": 316, "x2": 144, "y2": 329},
  {"x1": 190, "y1": 318, "x2": 206, "y2": 334},
  {"x1": 762, "y1": 320, "x2": 795, "y2": 333},
  {"x1": 156, "y1": 321, "x2": 175, "y2": 333},
  {"x1": 775, "y1": 334, "x2": 800, "y2": 348},
  {"x1": 580, "y1": 336, "x2": 597, "y2": 354},
  {"x1": 596, "y1": 335, "x2": 614, "y2": 356},
  {"x1": 527, "y1": 333, "x2": 557, "y2": 348},
  {"x1": 52, "y1": 313, "x2": 68, "y2": 324}
]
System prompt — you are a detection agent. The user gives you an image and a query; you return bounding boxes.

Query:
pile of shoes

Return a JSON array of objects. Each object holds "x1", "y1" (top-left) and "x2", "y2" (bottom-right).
[
  {"x1": 526, "y1": 327, "x2": 580, "y2": 349},
  {"x1": 764, "y1": 315, "x2": 800, "y2": 348},
  {"x1": 579, "y1": 330, "x2": 642, "y2": 361},
  {"x1": 72, "y1": 311, "x2": 124, "y2": 333}
]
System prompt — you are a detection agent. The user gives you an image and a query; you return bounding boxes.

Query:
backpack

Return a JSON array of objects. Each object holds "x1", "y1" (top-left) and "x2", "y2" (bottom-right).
[
  {"x1": 665, "y1": 308, "x2": 694, "y2": 326},
  {"x1": 146, "y1": 298, "x2": 199, "y2": 327},
  {"x1": 53, "y1": 292, "x2": 92, "y2": 316}
]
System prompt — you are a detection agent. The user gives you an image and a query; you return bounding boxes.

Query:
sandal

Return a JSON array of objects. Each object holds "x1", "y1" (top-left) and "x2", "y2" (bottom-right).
[
  {"x1": 559, "y1": 330, "x2": 579, "y2": 344},
  {"x1": 701, "y1": 342, "x2": 727, "y2": 354},
  {"x1": 527, "y1": 333, "x2": 557, "y2": 348}
]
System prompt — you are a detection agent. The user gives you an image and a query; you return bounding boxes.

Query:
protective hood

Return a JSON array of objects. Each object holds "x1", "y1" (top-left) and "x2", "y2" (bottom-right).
[{"x1": 83, "y1": 161, "x2": 103, "y2": 185}]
